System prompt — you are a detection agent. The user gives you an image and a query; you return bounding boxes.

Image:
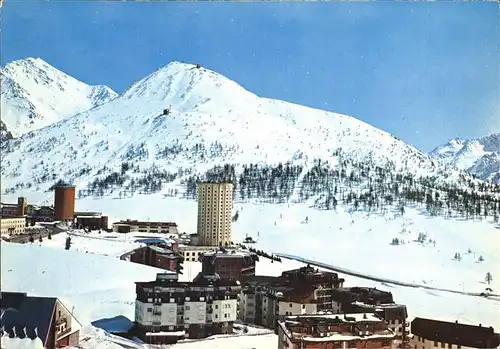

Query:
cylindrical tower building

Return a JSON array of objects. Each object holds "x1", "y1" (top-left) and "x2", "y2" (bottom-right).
[
  {"x1": 196, "y1": 181, "x2": 233, "y2": 246},
  {"x1": 54, "y1": 185, "x2": 76, "y2": 221}
]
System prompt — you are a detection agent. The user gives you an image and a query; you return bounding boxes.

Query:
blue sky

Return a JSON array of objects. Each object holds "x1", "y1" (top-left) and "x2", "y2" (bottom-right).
[{"x1": 2, "y1": 1, "x2": 498, "y2": 152}]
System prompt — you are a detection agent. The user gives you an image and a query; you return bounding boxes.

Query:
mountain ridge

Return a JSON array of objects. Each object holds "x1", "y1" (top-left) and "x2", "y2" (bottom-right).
[
  {"x1": 1, "y1": 59, "x2": 499, "y2": 224},
  {"x1": 430, "y1": 133, "x2": 500, "y2": 184},
  {"x1": 1, "y1": 57, "x2": 118, "y2": 137}
]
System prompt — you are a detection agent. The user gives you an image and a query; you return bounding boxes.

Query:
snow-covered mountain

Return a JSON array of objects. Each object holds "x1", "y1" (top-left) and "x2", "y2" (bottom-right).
[
  {"x1": 1, "y1": 57, "x2": 118, "y2": 137},
  {"x1": 1, "y1": 60, "x2": 498, "y2": 221},
  {"x1": 430, "y1": 134, "x2": 500, "y2": 184}
]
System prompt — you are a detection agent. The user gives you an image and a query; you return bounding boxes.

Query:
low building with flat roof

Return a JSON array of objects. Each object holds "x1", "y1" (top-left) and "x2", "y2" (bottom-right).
[
  {"x1": 410, "y1": 317, "x2": 500, "y2": 349},
  {"x1": 0, "y1": 215, "x2": 26, "y2": 236},
  {"x1": 112, "y1": 219, "x2": 178, "y2": 235}
]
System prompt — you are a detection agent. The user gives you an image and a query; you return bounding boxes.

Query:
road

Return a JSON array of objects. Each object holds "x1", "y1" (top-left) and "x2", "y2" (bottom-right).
[{"x1": 277, "y1": 253, "x2": 499, "y2": 299}]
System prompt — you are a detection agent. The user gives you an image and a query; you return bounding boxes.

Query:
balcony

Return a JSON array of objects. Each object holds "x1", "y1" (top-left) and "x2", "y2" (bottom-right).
[{"x1": 55, "y1": 318, "x2": 71, "y2": 339}]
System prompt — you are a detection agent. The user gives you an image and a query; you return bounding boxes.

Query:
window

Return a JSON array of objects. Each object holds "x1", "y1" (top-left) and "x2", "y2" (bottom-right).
[
  {"x1": 441, "y1": 343, "x2": 445, "y2": 348},
  {"x1": 302, "y1": 304, "x2": 305, "y2": 309},
  {"x1": 289, "y1": 303, "x2": 293, "y2": 307},
  {"x1": 447, "y1": 344, "x2": 451, "y2": 349},
  {"x1": 434, "y1": 341, "x2": 438, "y2": 347},
  {"x1": 147, "y1": 308, "x2": 152, "y2": 312}
]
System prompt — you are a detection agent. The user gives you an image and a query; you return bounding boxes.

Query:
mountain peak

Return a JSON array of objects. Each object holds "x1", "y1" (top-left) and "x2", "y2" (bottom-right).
[
  {"x1": 430, "y1": 133, "x2": 500, "y2": 184},
  {"x1": 1, "y1": 57, "x2": 118, "y2": 137},
  {"x1": 121, "y1": 61, "x2": 253, "y2": 111},
  {"x1": 4, "y1": 57, "x2": 57, "y2": 77}
]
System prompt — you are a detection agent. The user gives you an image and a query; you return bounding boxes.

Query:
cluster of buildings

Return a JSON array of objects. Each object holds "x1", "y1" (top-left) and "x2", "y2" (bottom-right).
[
  {"x1": 1, "y1": 185, "x2": 109, "y2": 239},
  {"x1": 2, "y1": 181, "x2": 499, "y2": 348},
  {"x1": 126, "y1": 181, "x2": 500, "y2": 348}
]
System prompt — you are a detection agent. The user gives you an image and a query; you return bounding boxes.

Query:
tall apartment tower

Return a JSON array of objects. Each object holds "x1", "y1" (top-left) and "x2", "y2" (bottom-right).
[{"x1": 196, "y1": 181, "x2": 233, "y2": 246}]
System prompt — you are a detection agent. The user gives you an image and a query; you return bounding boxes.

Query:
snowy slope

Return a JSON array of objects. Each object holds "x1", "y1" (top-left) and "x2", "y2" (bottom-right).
[
  {"x1": 1, "y1": 57, "x2": 117, "y2": 137},
  {"x1": 1, "y1": 60, "x2": 486, "y2": 198},
  {"x1": 0, "y1": 242, "x2": 164, "y2": 324},
  {"x1": 8, "y1": 193, "x2": 496, "y2": 328},
  {"x1": 1, "y1": 241, "x2": 279, "y2": 349},
  {"x1": 430, "y1": 133, "x2": 500, "y2": 184}
]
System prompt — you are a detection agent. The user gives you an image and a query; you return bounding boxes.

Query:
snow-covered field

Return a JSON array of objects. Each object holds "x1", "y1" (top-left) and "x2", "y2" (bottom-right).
[
  {"x1": 40, "y1": 230, "x2": 175, "y2": 257},
  {"x1": 78, "y1": 325, "x2": 277, "y2": 349},
  {"x1": 0, "y1": 242, "x2": 164, "y2": 324},
  {"x1": 0, "y1": 241, "x2": 278, "y2": 349},
  {"x1": 4, "y1": 192, "x2": 499, "y2": 330},
  {"x1": 58, "y1": 193, "x2": 499, "y2": 294}
]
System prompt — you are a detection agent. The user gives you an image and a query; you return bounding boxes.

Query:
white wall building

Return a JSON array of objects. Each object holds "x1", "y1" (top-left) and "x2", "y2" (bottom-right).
[
  {"x1": 0, "y1": 216, "x2": 26, "y2": 236},
  {"x1": 134, "y1": 272, "x2": 241, "y2": 344}
]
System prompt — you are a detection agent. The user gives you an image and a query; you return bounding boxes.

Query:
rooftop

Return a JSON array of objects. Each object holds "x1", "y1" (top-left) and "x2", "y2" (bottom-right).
[
  {"x1": 0, "y1": 292, "x2": 56, "y2": 346},
  {"x1": 133, "y1": 237, "x2": 171, "y2": 245},
  {"x1": 74, "y1": 211, "x2": 103, "y2": 217},
  {"x1": 148, "y1": 245, "x2": 179, "y2": 256},
  {"x1": 115, "y1": 219, "x2": 177, "y2": 227},
  {"x1": 202, "y1": 248, "x2": 257, "y2": 258},
  {"x1": 351, "y1": 302, "x2": 408, "y2": 320},
  {"x1": 136, "y1": 272, "x2": 241, "y2": 290},
  {"x1": 278, "y1": 313, "x2": 395, "y2": 343},
  {"x1": 285, "y1": 313, "x2": 383, "y2": 324}
]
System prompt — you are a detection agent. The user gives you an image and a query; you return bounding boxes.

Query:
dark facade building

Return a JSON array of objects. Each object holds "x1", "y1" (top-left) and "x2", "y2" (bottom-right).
[
  {"x1": 1, "y1": 197, "x2": 27, "y2": 217},
  {"x1": 54, "y1": 186, "x2": 76, "y2": 221},
  {"x1": 239, "y1": 265, "x2": 345, "y2": 329},
  {"x1": 330, "y1": 287, "x2": 395, "y2": 313},
  {"x1": 410, "y1": 317, "x2": 500, "y2": 349},
  {"x1": 74, "y1": 212, "x2": 109, "y2": 230},
  {"x1": 350, "y1": 302, "x2": 408, "y2": 336},
  {"x1": 0, "y1": 203, "x2": 19, "y2": 216},
  {"x1": 0, "y1": 292, "x2": 82, "y2": 348},
  {"x1": 134, "y1": 272, "x2": 241, "y2": 344},
  {"x1": 199, "y1": 249, "x2": 259, "y2": 281},
  {"x1": 113, "y1": 219, "x2": 178, "y2": 235},
  {"x1": 123, "y1": 245, "x2": 183, "y2": 272},
  {"x1": 26, "y1": 205, "x2": 55, "y2": 224}
]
